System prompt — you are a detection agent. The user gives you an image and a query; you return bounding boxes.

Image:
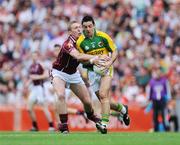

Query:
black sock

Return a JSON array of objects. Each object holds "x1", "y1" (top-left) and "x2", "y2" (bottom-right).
[
  {"x1": 59, "y1": 114, "x2": 68, "y2": 124},
  {"x1": 49, "y1": 122, "x2": 54, "y2": 127},
  {"x1": 86, "y1": 110, "x2": 100, "y2": 123},
  {"x1": 32, "y1": 121, "x2": 38, "y2": 129}
]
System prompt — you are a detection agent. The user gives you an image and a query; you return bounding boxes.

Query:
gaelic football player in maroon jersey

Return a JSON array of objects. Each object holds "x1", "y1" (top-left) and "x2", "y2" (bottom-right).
[
  {"x1": 51, "y1": 21, "x2": 108, "y2": 133},
  {"x1": 28, "y1": 51, "x2": 55, "y2": 131}
]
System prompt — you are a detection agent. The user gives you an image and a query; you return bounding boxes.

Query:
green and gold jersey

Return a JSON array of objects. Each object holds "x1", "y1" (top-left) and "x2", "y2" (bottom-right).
[
  {"x1": 76, "y1": 30, "x2": 117, "y2": 55},
  {"x1": 76, "y1": 30, "x2": 116, "y2": 75}
]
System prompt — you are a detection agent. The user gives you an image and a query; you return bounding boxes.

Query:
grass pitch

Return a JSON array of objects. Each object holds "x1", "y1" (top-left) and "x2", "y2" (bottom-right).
[{"x1": 0, "y1": 132, "x2": 179, "y2": 145}]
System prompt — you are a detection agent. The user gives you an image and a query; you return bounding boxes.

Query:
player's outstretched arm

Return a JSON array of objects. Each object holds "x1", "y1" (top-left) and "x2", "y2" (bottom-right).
[
  {"x1": 69, "y1": 48, "x2": 109, "y2": 65},
  {"x1": 70, "y1": 48, "x2": 94, "y2": 61}
]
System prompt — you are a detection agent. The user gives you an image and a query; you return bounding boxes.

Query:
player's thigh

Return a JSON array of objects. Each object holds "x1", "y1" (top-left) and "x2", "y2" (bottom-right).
[
  {"x1": 52, "y1": 76, "x2": 66, "y2": 97},
  {"x1": 99, "y1": 76, "x2": 112, "y2": 98},
  {"x1": 40, "y1": 101, "x2": 49, "y2": 112},
  {"x1": 27, "y1": 98, "x2": 36, "y2": 111},
  {"x1": 70, "y1": 83, "x2": 91, "y2": 103},
  {"x1": 27, "y1": 99, "x2": 35, "y2": 111},
  {"x1": 36, "y1": 86, "x2": 45, "y2": 104},
  {"x1": 27, "y1": 89, "x2": 37, "y2": 110}
]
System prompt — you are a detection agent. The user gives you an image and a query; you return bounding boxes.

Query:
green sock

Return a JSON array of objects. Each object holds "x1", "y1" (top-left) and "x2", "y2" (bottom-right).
[
  {"x1": 110, "y1": 112, "x2": 118, "y2": 116},
  {"x1": 101, "y1": 114, "x2": 109, "y2": 126},
  {"x1": 117, "y1": 103, "x2": 123, "y2": 112}
]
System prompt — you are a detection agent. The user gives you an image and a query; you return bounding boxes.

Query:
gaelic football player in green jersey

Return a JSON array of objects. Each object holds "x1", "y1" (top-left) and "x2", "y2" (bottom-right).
[{"x1": 76, "y1": 15, "x2": 130, "y2": 134}]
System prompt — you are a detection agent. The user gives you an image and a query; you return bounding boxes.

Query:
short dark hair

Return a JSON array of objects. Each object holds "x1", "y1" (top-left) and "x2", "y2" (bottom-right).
[
  {"x1": 81, "y1": 15, "x2": 95, "y2": 25},
  {"x1": 54, "y1": 44, "x2": 60, "y2": 48}
]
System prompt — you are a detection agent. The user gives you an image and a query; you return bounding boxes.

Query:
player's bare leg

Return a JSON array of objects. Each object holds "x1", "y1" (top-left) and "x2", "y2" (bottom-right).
[
  {"x1": 110, "y1": 102, "x2": 130, "y2": 126},
  {"x1": 27, "y1": 101, "x2": 38, "y2": 131},
  {"x1": 41, "y1": 103, "x2": 55, "y2": 131},
  {"x1": 95, "y1": 90, "x2": 130, "y2": 126},
  {"x1": 95, "y1": 75, "x2": 112, "y2": 134},
  {"x1": 67, "y1": 108, "x2": 89, "y2": 123},
  {"x1": 52, "y1": 77, "x2": 68, "y2": 133},
  {"x1": 71, "y1": 83, "x2": 107, "y2": 134},
  {"x1": 88, "y1": 87, "x2": 101, "y2": 115},
  {"x1": 50, "y1": 98, "x2": 60, "y2": 129},
  {"x1": 70, "y1": 83, "x2": 103, "y2": 131}
]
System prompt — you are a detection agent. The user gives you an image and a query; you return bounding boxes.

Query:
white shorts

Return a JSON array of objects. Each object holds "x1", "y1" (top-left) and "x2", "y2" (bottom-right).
[
  {"x1": 51, "y1": 69, "x2": 85, "y2": 87},
  {"x1": 87, "y1": 66, "x2": 113, "y2": 92},
  {"x1": 88, "y1": 71, "x2": 101, "y2": 92},
  {"x1": 28, "y1": 85, "x2": 45, "y2": 104}
]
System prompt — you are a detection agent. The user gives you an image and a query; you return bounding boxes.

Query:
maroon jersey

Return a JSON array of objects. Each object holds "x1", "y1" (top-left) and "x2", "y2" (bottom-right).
[
  {"x1": 29, "y1": 62, "x2": 44, "y2": 85},
  {"x1": 52, "y1": 35, "x2": 79, "y2": 74}
]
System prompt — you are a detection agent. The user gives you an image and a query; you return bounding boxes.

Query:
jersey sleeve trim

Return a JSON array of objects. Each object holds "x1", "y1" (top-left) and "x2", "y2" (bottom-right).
[
  {"x1": 97, "y1": 31, "x2": 117, "y2": 52},
  {"x1": 76, "y1": 35, "x2": 85, "y2": 53}
]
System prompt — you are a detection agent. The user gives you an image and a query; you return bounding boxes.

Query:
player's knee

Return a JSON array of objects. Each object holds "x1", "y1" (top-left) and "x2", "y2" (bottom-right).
[
  {"x1": 99, "y1": 92, "x2": 109, "y2": 103},
  {"x1": 27, "y1": 108, "x2": 33, "y2": 114},
  {"x1": 57, "y1": 94, "x2": 65, "y2": 101},
  {"x1": 99, "y1": 90, "x2": 108, "y2": 100},
  {"x1": 27, "y1": 104, "x2": 33, "y2": 112},
  {"x1": 101, "y1": 98, "x2": 110, "y2": 104}
]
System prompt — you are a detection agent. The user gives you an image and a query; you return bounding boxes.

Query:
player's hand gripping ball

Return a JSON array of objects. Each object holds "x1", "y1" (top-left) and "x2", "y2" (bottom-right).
[{"x1": 93, "y1": 65, "x2": 108, "y2": 75}]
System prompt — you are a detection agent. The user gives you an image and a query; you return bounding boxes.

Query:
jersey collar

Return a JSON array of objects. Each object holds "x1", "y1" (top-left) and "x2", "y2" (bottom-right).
[{"x1": 69, "y1": 35, "x2": 76, "y2": 44}]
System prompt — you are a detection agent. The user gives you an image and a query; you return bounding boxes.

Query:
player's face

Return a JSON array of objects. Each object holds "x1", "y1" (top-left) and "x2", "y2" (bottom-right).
[
  {"x1": 82, "y1": 21, "x2": 95, "y2": 38},
  {"x1": 70, "y1": 23, "x2": 82, "y2": 39},
  {"x1": 32, "y1": 52, "x2": 38, "y2": 61},
  {"x1": 152, "y1": 69, "x2": 161, "y2": 79}
]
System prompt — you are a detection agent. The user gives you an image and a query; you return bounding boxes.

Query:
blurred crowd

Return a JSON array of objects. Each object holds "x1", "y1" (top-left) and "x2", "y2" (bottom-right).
[{"x1": 0, "y1": 0, "x2": 179, "y2": 109}]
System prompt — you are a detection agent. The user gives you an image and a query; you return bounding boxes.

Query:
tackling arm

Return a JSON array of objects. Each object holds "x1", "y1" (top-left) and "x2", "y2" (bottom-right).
[{"x1": 69, "y1": 48, "x2": 100, "y2": 65}]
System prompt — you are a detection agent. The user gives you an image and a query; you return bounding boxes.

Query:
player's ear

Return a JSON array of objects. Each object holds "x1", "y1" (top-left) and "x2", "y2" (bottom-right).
[{"x1": 67, "y1": 42, "x2": 73, "y2": 48}]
